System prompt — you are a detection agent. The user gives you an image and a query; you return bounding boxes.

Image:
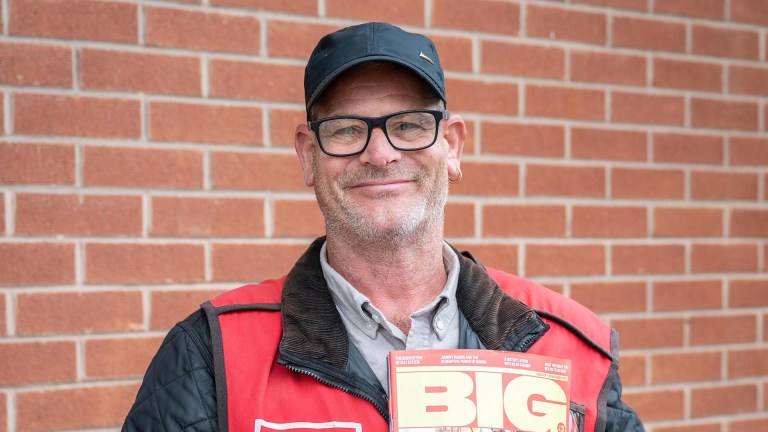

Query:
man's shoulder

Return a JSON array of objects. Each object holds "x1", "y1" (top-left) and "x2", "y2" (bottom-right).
[
  {"x1": 484, "y1": 267, "x2": 613, "y2": 352},
  {"x1": 208, "y1": 276, "x2": 287, "y2": 307}
]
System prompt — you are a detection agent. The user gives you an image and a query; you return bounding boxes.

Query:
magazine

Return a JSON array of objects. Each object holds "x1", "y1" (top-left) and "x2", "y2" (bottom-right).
[{"x1": 388, "y1": 349, "x2": 571, "y2": 432}]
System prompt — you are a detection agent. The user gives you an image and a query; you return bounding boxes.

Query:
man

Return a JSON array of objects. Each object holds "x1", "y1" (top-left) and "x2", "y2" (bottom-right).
[{"x1": 123, "y1": 22, "x2": 644, "y2": 432}]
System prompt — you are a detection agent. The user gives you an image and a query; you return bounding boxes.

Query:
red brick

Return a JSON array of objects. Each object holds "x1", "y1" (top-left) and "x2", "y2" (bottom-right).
[
  {"x1": 444, "y1": 202, "x2": 475, "y2": 238},
  {"x1": 729, "y1": 419, "x2": 768, "y2": 431},
  {"x1": 430, "y1": 34, "x2": 473, "y2": 72},
  {"x1": 213, "y1": 243, "x2": 308, "y2": 281},
  {"x1": 572, "y1": 127, "x2": 647, "y2": 161},
  {"x1": 0, "y1": 393, "x2": 5, "y2": 432},
  {"x1": 0, "y1": 142, "x2": 75, "y2": 185},
  {"x1": 691, "y1": 171, "x2": 757, "y2": 200},
  {"x1": 526, "y1": 164, "x2": 605, "y2": 198},
  {"x1": 653, "y1": 280, "x2": 723, "y2": 311},
  {"x1": 690, "y1": 314, "x2": 757, "y2": 345},
  {"x1": 730, "y1": 209, "x2": 768, "y2": 237},
  {"x1": 614, "y1": 318, "x2": 685, "y2": 349},
  {"x1": 621, "y1": 389, "x2": 684, "y2": 421},
  {"x1": 0, "y1": 341, "x2": 76, "y2": 385},
  {"x1": 447, "y1": 78, "x2": 518, "y2": 116},
  {"x1": 270, "y1": 108, "x2": 305, "y2": 148},
  {"x1": 84, "y1": 146, "x2": 203, "y2": 189},
  {"x1": 527, "y1": 4, "x2": 606, "y2": 44},
  {"x1": 730, "y1": 136, "x2": 768, "y2": 165},
  {"x1": 453, "y1": 243, "x2": 519, "y2": 275},
  {"x1": 653, "y1": 133, "x2": 723, "y2": 165},
  {"x1": 483, "y1": 205, "x2": 565, "y2": 237},
  {"x1": 150, "y1": 102, "x2": 263, "y2": 145},
  {"x1": 651, "y1": 351, "x2": 721, "y2": 384},
  {"x1": 653, "y1": 425, "x2": 721, "y2": 432},
  {"x1": 691, "y1": 384, "x2": 757, "y2": 417},
  {"x1": 14, "y1": 93, "x2": 140, "y2": 138},
  {"x1": 86, "y1": 243, "x2": 205, "y2": 284},
  {"x1": 692, "y1": 98, "x2": 758, "y2": 131},
  {"x1": 212, "y1": 0, "x2": 317, "y2": 15},
  {"x1": 152, "y1": 196, "x2": 264, "y2": 237},
  {"x1": 692, "y1": 24, "x2": 759, "y2": 60},
  {"x1": 731, "y1": 0, "x2": 768, "y2": 25},
  {"x1": 272, "y1": 200, "x2": 325, "y2": 238},
  {"x1": 16, "y1": 291, "x2": 143, "y2": 334},
  {"x1": 525, "y1": 85, "x2": 604, "y2": 121},
  {"x1": 0, "y1": 243, "x2": 74, "y2": 286},
  {"x1": 10, "y1": 0, "x2": 137, "y2": 42},
  {"x1": 0, "y1": 295, "x2": 5, "y2": 335},
  {"x1": 17, "y1": 384, "x2": 138, "y2": 431},
  {"x1": 212, "y1": 152, "x2": 306, "y2": 192},
  {"x1": 573, "y1": 0, "x2": 647, "y2": 10},
  {"x1": 570, "y1": 50, "x2": 646, "y2": 86},
  {"x1": 612, "y1": 92, "x2": 684, "y2": 126},
  {"x1": 618, "y1": 354, "x2": 646, "y2": 386},
  {"x1": 729, "y1": 348, "x2": 768, "y2": 378},
  {"x1": 653, "y1": 58, "x2": 723, "y2": 92},
  {"x1": 146, "y1": 6, "x2": 260, "y2": 53},
  {"x1": 481, "y1": 41, "x2": 563, "y2": 79},
  {"x1": 481, "y1": 122, "x2": 564, "y2": 158},
  {"x1": 267, "y1": 20, "x2": 338, "y2": 59},
  {"x1": 654, "y1": 207, "x2": 723, "y2": 237},
  {"x1": 654, "y1": 0, "x2": 725, "y2": 19},
  {"x1": 81, "y1": 49, "x2": 200, "y2": 95},
  {"x1": 729, "y1": 65, "x2": 768, "y2": 96},
  {"x1": 327, "y1": 0, "x2": 423, "y2": 26},
  {"x1": 16, "y1": 193, "x2": 141, "y2": 236},
  {"x1": 570, "y1": 282, "x2": 646, "y2": 313},
  {"x1": 612, "y1": 168, "x2": 684, "y2": 199},
  {"x1": 463, "y1": 120, "x2": 477, "y2": 155},
  {"x1": 441, "y1": 161, "x2": 519, "y2": 197},
  {"x1": 613, "y1": 16, "x2": 686, "y2": 52},
  {"x1": 691, "y1": 244, "x2": 758, "y2": 273},
  {"x1": 86, "y1": 337, "x2": 163, "y2": 378},
  {"x1": 210, "y1": 59, "x2": 304, "y2": 103},
  {"x1": 612, "y1": 244, "x2": 685, "y2": 275},
  {"x1": 151, "y1": 289, "x2": 225, "y2": 330},
  {"x1": 730, "y1": 279, "x2": 768, "y2": 308},
  {"x1": 0, "y1": 42, "x2": 71, "y2": 87},
  {"x1": 525, "y1": 244, "x2": 604, "y2": 277},
  {"x1": 571, "y1": 206, "x2": 647, "y2": 238},
  {"x1": 432, "y1": 0, "x2": 520, "y2": 35}
]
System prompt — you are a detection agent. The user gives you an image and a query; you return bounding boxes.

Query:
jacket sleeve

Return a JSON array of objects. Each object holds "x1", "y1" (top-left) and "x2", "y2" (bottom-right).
[
  {"x1": 604, "y1": 370, "x2": 645, "y2": 432},
  {"x1": 122, "y1": 309, "x2": 219, "y2": 432}
]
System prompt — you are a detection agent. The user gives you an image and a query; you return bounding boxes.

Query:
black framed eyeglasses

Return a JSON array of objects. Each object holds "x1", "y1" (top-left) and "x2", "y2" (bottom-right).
[{"x1": 309, "y1": 109, "x2": 450, "y2": 157}]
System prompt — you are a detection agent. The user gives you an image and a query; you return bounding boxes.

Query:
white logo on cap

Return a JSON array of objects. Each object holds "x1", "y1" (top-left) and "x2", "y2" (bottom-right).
[{"x1": 419, "y1": 52, "x2": 434, "y2": 65}]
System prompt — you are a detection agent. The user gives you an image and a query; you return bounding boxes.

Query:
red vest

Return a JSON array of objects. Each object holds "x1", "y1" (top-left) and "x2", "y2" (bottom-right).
[{"x1": 204, "y1": 269, "x2": 614, "y2": 432}]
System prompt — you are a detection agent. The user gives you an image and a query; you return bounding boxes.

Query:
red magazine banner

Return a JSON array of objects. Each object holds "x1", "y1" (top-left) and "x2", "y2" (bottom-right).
[{"x1": 388, "y1": 349, "x2": 571, "y2": 432}]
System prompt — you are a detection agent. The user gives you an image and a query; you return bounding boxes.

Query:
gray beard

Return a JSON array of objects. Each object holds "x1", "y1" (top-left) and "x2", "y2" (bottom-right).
[{"x1": 314, "y1": 162, "x2": 448, "y2": 248}]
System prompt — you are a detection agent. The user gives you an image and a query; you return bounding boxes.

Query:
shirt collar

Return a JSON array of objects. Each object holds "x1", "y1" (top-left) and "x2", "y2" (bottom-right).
[{"x1": 320, "y1": 242, "x2": 460, "y2": 340}]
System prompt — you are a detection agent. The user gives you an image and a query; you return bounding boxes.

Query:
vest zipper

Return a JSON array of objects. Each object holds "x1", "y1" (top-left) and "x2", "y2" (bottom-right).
[{"x1": 281, "y1": 361, "x2": 390, "y2": 421}]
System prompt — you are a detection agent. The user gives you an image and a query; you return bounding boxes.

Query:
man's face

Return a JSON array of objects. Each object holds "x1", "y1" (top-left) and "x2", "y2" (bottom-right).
[{"x1": 295, "y1": 64, "x2": 464, "y2": 243}]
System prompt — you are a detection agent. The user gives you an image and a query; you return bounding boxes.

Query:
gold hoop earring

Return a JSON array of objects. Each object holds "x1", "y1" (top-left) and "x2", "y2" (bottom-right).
[{"x1": 450, "y1": 167, "x2": 463, "y2": 183}]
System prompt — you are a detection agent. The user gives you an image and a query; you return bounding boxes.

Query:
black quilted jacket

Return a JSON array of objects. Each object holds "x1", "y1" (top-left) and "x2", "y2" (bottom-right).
[{"x1": 123, "y1": 240, "x2": 645, "y2": 432}]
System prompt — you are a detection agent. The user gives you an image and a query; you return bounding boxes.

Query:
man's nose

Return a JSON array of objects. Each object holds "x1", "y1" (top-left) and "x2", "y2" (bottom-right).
[{"x1": 358, "y1": 126, "x2": 401, "y2": 167}]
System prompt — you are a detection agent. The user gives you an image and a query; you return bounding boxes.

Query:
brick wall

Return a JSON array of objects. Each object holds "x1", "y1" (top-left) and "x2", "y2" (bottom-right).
[{"x1": 1, "y1": 0, "x2": 766, "y2": 430}]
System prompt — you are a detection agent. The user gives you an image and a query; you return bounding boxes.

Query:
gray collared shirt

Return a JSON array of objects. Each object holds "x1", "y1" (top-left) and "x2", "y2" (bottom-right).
[{"x1": 320, "y1": 241, "x2": 461, "y2": 391}]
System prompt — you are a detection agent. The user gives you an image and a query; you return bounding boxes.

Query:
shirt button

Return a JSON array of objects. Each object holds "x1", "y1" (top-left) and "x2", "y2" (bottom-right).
[
  {"x1": 436, "y1": 320, "x2": 446, "y2": 331},
  {"x1": 365, "y1": 321, "x2": 376, "y2": 329}
]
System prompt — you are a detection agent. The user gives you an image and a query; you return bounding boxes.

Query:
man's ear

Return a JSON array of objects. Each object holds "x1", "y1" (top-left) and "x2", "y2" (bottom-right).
[
  {"x1": 295, "y1": 123, "x2": 316, "y2": 187},
  {"x1": 442, "y1": 114, "x2": 466, "y2": 180}
]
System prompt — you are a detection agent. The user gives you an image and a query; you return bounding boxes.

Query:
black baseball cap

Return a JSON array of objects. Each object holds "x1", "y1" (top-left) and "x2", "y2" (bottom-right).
[{"x1": 304, "y1": 22, "x2": 446, "y2": 116}]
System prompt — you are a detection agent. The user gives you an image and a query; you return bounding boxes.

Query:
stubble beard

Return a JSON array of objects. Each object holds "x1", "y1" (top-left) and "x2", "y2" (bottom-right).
[{"x1": 313, "y1": 158, "x2": 448, "y2": 248}]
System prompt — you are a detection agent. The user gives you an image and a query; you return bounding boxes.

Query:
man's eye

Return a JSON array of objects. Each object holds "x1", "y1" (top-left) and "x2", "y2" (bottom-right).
[
  {"x1": 332, "y1": 126, "x2": 365, "y2": 136},
  {"x1": 392, "y1": 122, "x2": 423, "y2": 131}
]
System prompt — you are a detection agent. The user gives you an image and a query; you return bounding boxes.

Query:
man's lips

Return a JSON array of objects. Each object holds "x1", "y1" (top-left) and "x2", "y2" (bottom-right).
[{"x1": 350, "y1": 178, "x2": 413, "y2": 188}]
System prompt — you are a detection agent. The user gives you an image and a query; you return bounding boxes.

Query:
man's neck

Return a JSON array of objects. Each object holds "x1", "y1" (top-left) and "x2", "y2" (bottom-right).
[{"x1": 325, "y1": 232, "x2": 448, "y2": 333}]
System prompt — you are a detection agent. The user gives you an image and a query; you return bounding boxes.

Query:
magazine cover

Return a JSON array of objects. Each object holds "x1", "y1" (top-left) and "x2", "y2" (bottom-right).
[{"x1": 388, "y1": 349, "x2": 571, "y2": 432}]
